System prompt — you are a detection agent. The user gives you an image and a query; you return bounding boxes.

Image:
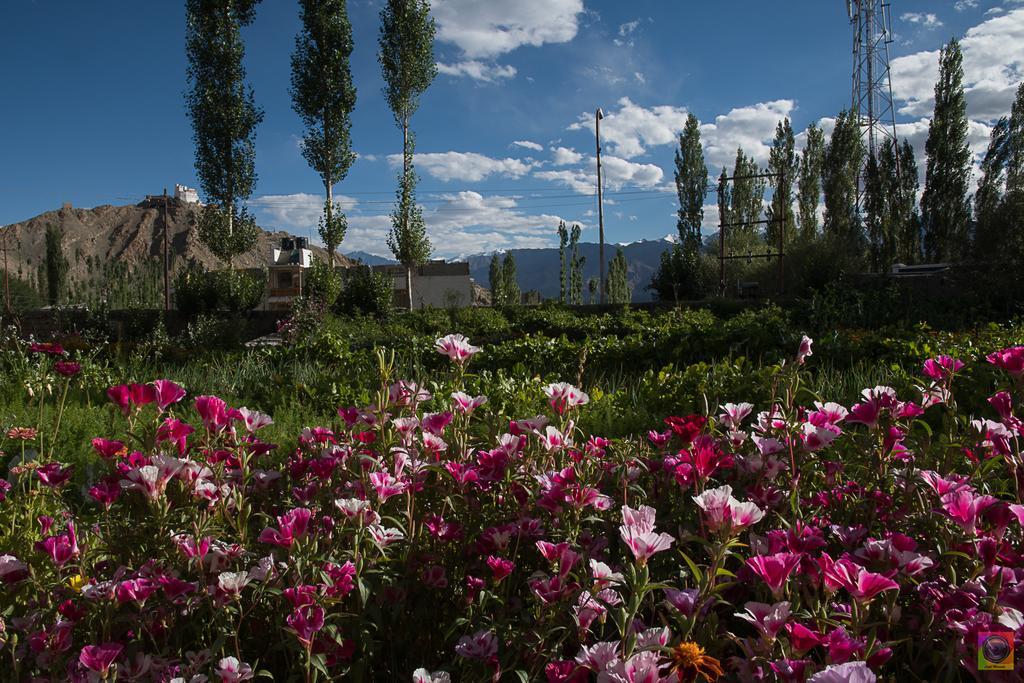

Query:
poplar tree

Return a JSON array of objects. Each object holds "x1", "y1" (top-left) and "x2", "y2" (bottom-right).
[
  {"x1": 730, "y1": 147, "x2": 766, "y2": 241},
  {"x1": 488, "y1": 252, "x2": 504, "y2": 306},
  {"x1": 291, "y1": 0, "x2": 357, "y2": 268},
  {"x1": 822, "y1": 109, "x2": 864, "y2": 250},
  {"x1": 767, "y1": 118, "x2": 798, "y2": 246},
  {"x1": 44, "y1": 225, "x2": 68, "y2": 305},
  {"x1": 894, "y1": 140, "x2": 922, "y2": 264},
  {"x1": 797, "y1": 122, "x2": 826, "y2": 241},
  {"x1": 863, "y1": 152, "x2": 886, "y2": 272},
  {"x1": 569, "y1": 223, "x2": 584, "y2": 304},
  {"x1": 921, "y1": 39, "x2": 971, "y2": 263},
  {"x1": 606, "y1": 248, "x2": 630, "y2": 305},
  {"x1": 185, "y1": 0, "x2": 263, "y2": 269},
  {"x1": 1003, "y1": 82, "x2": 1024, "y2": 259},
  {"x1": 379, "y1": 0, "x2": 436, "y2": 309},
  {"x1": 675, "y1": 114, "x2": 708, "y2": 248},
  {"x1": 501, "y1": 252, "x2": 520, "y2": 306},
  {"x1": 557, "y1": 221, "x2": 569, "y2": 303}
]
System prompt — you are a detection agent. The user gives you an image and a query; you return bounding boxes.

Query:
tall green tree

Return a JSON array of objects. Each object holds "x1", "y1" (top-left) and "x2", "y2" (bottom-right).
[
  {"x1": 921, "y1": 39, "x2": 972, "y2": 262},
  {"x1": 185, "y1": 0, "x2": 264, "y2": 269},
  {"x1": 1002, "y1": 82, "x2": 1024, "y2": 259},
  {"x1": 44, "y1": 225, "x2": 68, "y2": 305},
  {"x1": 557, "y1": 221, "x2": 569, "y2": 303},
  {"x1": 974, "y1": 117, "x2": 1011, "y2": 259},
  {"x1": 797, "y1": 122, "x2": 826, "y2": 241},
  {"x1": 894, "y1": 140, "x2": 922, "y2": 265},
  {"x1": 822, "y1": 109, "x2": 865, "y2": 250},
  {"x1": 569, "y1": 223, "x2": 584, "y2": 305},
  {"x1": 729, "y1": 147, "x2": 766, "y2": 242},
  {"x1": 291, "y1": 0, "x2": 357, "y2": 268},
  {"x1": 606, "y1": 248, "x2": 630, "y2": 305},
  {"x1": 379, "y1": 0, "x2": 436, "y2": 309},
  {"x1": 675, "y1": 114, "x2": 708, "y2": 248},
  {"x1": 767, "y1": 118, "x2": 798, "y2": 247},
  {"x1": 488, "y1": 252, "x2": 505, "y2": 306},
  {"x1": 501, "y1": 252, "x2": 520, "y2": 306},
  {"x1": 716, "y1": 168, "x2": 731, "y2": 236},
  {"x1": 863, "y1": 151, "x2": 886, "y2": 272}
]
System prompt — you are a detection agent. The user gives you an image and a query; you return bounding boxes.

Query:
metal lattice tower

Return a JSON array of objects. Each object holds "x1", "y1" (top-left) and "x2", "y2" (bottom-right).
[{"x1": 847, "y1": 0, "x2": 900, "y2": 206}]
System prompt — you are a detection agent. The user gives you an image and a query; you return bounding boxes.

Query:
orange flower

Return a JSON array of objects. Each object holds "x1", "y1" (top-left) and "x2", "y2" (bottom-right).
[
  {"x1": 670, "y1": 641, "x2": 724, "y2": 683},
  {"x1": 6, "y1": 427, "x2": 38, "y2": 441}
]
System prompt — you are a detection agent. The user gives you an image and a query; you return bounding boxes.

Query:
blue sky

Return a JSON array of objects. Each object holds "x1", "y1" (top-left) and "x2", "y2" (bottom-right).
[{"x1": 1, "y1": 0, "x2": 1022, "y2": 258}]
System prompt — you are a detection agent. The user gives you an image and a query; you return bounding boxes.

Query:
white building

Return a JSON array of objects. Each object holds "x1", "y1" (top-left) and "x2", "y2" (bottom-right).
[
  {"x1": 175, "y1": 184, "x2": 200, "y2": 204},
  {"x1": 374, "y1": 260, "x2": 474, "y2": 309},
  {"x1": 264, "y1": 237, "x2": 313, "y2": 311}
]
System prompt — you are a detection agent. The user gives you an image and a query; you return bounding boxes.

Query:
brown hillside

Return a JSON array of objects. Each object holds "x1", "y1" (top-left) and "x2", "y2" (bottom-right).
[{"x1": 2, "y1": 198, "x2": 350, "y2": 284}]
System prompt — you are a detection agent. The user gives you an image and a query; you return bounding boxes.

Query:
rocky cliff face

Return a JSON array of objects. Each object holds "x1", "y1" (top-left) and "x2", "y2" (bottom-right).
[{"x1": 3, "y1": 198, "x2": 349, "y2": 284}]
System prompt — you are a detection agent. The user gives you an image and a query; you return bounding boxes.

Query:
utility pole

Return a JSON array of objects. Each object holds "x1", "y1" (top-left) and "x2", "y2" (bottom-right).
[
  {"x1": 162, "y1": 188, "x2": 170, "y2": 311},
  {"x1": 595, "y1": 108, "x2": 606, "y2": 305}
]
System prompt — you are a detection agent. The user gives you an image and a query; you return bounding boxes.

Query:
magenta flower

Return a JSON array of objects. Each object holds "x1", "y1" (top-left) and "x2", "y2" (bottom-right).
[
  {"x1": 940, "y1": 489, "x2": 998, "y2": 536},
  {"x1": 287, "y1": 603, "x2": 325, "y2": 649},
  {"x1": 90, "y1": 438, "x2": 125, "y2": 459},
  {"x1": 259, "y1": 507, "x2": 313, "y2": 549},
  {"x1": 434, "y1": 333, "x2": 481, "y2": 366},
  {"x1": 486, "y1": 555, "x2": 515, "y2": 583},
  {"x1": 737, "y1": 600, "x2": 791, "y2": 640},
  {"x1": 78, "y1": 642, "x2": 123, "y2": 675},
  {"x1": 421, "y1": 411, "x2": 453, "y2": 435},
  {"x1": 987, "y1": 346, "x2": 1024, "y2": 377},
  {"x1": 195, "y1": 395, "x2": 231, "y2": 432},
  {"x1": 849, "y1": 569, "x2": 899, "y2": 603},
  {"x1": 718, "y1": 402, "x2": 754, "y2": 430},
  {"x1": 455, "y1": 629, "x2": 498, "y2": 661},
  {"x1": 53, "y1": 360, "x2": 81, "y2": 377},
  {"x1": 600, "y1": 650, "x2": 666, "y2": 683},
  {"x1": 619, "y1": 504, "x2": 675, "y2": 565},
  {"x1": 28, "y1": 341, "x2": 65, "y2": 355},
  {"x1": 797, "y1": 335, "x2": 813, "y2": 364},
  {"x1": 808, "y1": 661, "x2": 876, "y2": 683},
  {"x1": 693, "y1": 484, "x2": 764, "y2": 535},
  {"x1": 115, "y1": 577, "x2": 159, "y2": 605},
  {"x1": 238, "y1": 406, "x2": 273, "y2": 432},
  {"x1": 451, "y1": 391, "x2": 487, "y2": 415},
  {"x1": 152, "y1": 379, "x2": 186, "y2": 411},
  {"x1": 747, "y1": 552, "x2": 802, "y2": 599},
  {"x1": 87, "y1": 477, "x2": 121, "y2": 510},
  {"x1": 922, "y1": 355, "x2": 964, "y2": 382},
  {"x1": 35, "y1": 462, "x2": 73, "y2": 488},
  {"x1": 156, "y1": 417, "x2": 195, "y2": 455},
  {"x1": 34, "y1": 522, "x2": 79, "y2": 567}
]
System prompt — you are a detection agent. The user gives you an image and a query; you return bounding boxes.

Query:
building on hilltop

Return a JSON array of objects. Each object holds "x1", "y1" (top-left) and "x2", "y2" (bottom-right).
[{"x1": 175, "y1": 184, "x2": 200, "y2": 204}]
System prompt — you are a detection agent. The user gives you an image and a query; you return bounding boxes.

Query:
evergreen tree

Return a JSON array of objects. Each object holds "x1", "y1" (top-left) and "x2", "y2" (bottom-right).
[
  {"x1": 488, "y1": 252, "x2": 504, "y2": 306},
  {"x1": 675, "y1": 114, "x2": 708, "y2": 248},
  {"x1": 797, "y1": 122, "x2": 825, "y2": 241},
  {"x1": 291, "y1": 0, "x2": 357, "y2": 268},
  {"x1": 587, "y1": 278, "x2": 598, "y2": 305},
  {"x1": 863, "y1": 151, "x2": 886, "y2": 272},
  {"x1": 606, "y1": 248, "x2": 630, "y2": 305},
  {"x1": 501, "y1": 252, "x2": 520, "y2": 306},
  {"x1": 822, "y1": 109, "x2": 864, "y2": 250},
  {"x1": 895, "y1": 140, "x2": 922, "y2": 264},
  {"x1": 379, "y1": 0, "x2": 436, "y2": 309},
  {"x1": 767, "y1": 118, "x2": 798, "y2": 246},
  {"x1": 921, "y1": 39, "x2": 972, "y2": 262},
  {"x1": 185, "y1": 0, "x2": 264, "y2": 269},
  {"x1": 44, "y1": 225, "x2": 68, "y2": 306},
  {"x1": 569, "y1": 223, "x2": 584, "y2": 304},
  {"x1": 557, "y1": 221, "x2": 569, "y2": 303},
  {"x1": 729, "y1": 147, "x2": 766, "y2": 242}
]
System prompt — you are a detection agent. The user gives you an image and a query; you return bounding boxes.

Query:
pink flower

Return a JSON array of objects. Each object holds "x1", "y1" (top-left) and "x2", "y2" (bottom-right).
[
  {"x1": 808, "y1": 661, "x2": 876, "y2": 683},
  {"x1": 849, "y1": 570, "x2": 899, "y2": 603},
  {"x1": 434, "y1": 333, "x2": 481, "y2": 366},
  {"x1": 413, "y1": 669, "x2": 452, "y2": 683},
  {"x1": 34, "y1": 522, "x2": 79, "y2": 567},
  {"x1": 619, "y1": 504, "x2": 675, "y2": 565},
  {"x1": 987, "y1": 346, "x2": 1024, "y2": 377},
  {"x1": 746, "y1": 552, "x2": 802, "y2": 598},
  {"x1": 451, "y1": 391, "x2": 488, "y2": 415},
  {"x1": 422, "y1": 411, "x2": 453, "y2": 435},
  {"x1": 195, "y1": 395, "x2": 231, "y2": 432},
  {"x1": 736, "y1": 600, "x2": 791, "y2": 640},
  {"x1": 78, "y1": 642, "x2": 123, "y2": 675},
  {"x1": 259, "y1": 507, "x2": 313, "y2": 549},
  {"x1": 600, "y1": 650, "x2": 667, "y2": 683},
  {"x1": 216, "y1": 656, "x2": 255, "y2": 682},
  {"x1": 53, "y1": 360, "x2": 81, "y2": 377},
  {"x1": 116, "y1": 577, "x2": 159, "y2": 605},
  {"x1": 455, "y1": 629, "x2": 497, "y2": 661},
  {"x1": 88, "y1": 477, "x2": 121, "y2": 510},
  {"x1": 693, "y1": 484, "x2": 764, "y2": 535},
  {"x1": 157, "y1": 417, "x2": 195, "y2": 455},
  {"x1": 29, "y1": 341, "x2": 65, "y2": 355},
  {"x1": 91, "y1": 438, "x2": 126, "y2": 459},
  {"x1": 35, "y1": 462, "x2": 73, "y2": 488},
  {"x1": 543, "y1": 382, "x2": 590, "y2": 414},
  {"x1": 940, "y1": 489, "x2": 998, "y2": 536},
  {"x1": 287, "y1": 604, "x2": 325, "y2": 649},
  {"x1": 922, "y1": 355, "x2": 964, "y2": 382},
  {"x1": 238, "y1": 406, "x2": 273, "y2": 432},
  {"x1": 487, "y1": 555, "x2": 515, "y2": 583},
  {"x1": 797, "y1": 335, "x2": 813, "y2": 364},
  {"x1": 369, "y1": 471, "x2": 409, "y2": 503},
  {"x1": 422, "y1": 564, "x2": 448, "y2": 588},
  {"x1": 718, "y1": 402, "x2": 754, "y2": 430},
  {"x1": 152, "y1": 379, "x2": 186, "y2": 411}
]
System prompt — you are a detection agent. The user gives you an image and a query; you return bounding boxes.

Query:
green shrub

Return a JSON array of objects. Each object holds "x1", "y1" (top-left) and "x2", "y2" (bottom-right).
[{"x1": 336, "y1": 265, "x2": 393, "y2": 319}]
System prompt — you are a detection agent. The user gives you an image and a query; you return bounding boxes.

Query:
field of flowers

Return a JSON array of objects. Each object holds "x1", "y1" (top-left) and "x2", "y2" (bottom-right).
[{"x1": 2, "y1": 330, "x2": 1024, "y2": 682}]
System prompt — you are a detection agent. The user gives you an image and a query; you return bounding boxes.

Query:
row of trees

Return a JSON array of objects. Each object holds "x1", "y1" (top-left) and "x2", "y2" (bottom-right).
[
  {"x1": 184, "y1": 0, "x2": 436, "y2": 308},
  {"x1": 653, "y1": 38, "x2": 1024, "y2": 300}
]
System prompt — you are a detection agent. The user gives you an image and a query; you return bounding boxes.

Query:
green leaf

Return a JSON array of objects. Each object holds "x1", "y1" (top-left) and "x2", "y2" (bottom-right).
[{"x1": 679, "y1": 551, "x2": 705, "y2": 585}]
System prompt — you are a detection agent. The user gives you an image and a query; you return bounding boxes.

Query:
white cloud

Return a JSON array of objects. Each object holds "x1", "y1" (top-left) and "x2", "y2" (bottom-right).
[
  {"x1": 955, "y1": 0, "x2": 978, "y2": 10},
  {"x1": 387, "y1": 151, "x2": 537, "y2": 182},
  {"x1": 431, "y1": 0, "x2": 584, "y2": 59},
  {"x1": 569, "y1": 97, "x2": 690, "y2": 158},
  {"x1": 436, "y1": 60, "x2": 517, "y2": 82},
  {"x1": 700, "y1": 100, "x2": 796, "y2": 171},
  {"x1": 512, "y1": 140, "x2": 544, "y2": 152},
  {"x1": 891, "y1": 9, "x2": 1024, "y2": 120},
  {"x1": 634, "y1": 71, "x2": 646, "y2": 84},
  {"x1": 618, "y1": 20, "x2": 640, "y2": 37},
  {"x1": 901, "y1": 12, "x2": 943, "y2": 28},
  {"x1": 535, "y1": 155, "x2": 664, "y2": 194},
  {"x1": 250, "y1": 193, "x2": 357, "y2": 229},
  {"x1": 551, "y1": 146, "x2": 583, "y2": 165}
]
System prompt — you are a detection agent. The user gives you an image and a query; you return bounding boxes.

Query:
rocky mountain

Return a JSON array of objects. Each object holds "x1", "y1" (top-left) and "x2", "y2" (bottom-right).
[
  {"x1": 343, "y1": 250, "x2": 397, "y2": 266},
  {"x1": 465, "y1": 237, "x2": 676, "y2": 303},
  {"x1": 3, "y1": 198, "x2": 349, "y2": 292}
]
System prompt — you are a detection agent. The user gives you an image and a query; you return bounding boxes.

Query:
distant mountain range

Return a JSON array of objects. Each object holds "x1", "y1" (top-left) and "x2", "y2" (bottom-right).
[
  {"x1": 465, "y1": 237, "x2": 676, "y2": 303},
  {"x1": 343, "y1": 250, "x2": 398, "y2": 266}
]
